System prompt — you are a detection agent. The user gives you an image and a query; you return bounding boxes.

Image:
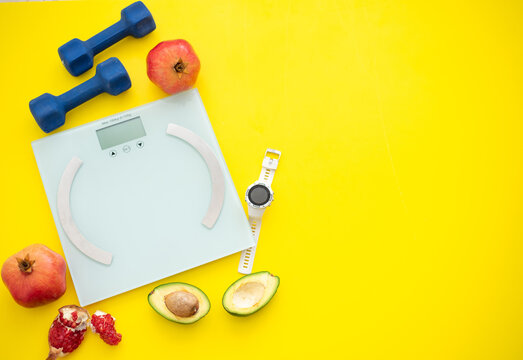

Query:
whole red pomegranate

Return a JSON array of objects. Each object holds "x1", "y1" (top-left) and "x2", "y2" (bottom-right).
[
  {"x1": 1, "y1": 244, "x2": 66, "y2": 307},
  {"x1": 146, "y1": 39, "x2": 201, "y2": 94}
]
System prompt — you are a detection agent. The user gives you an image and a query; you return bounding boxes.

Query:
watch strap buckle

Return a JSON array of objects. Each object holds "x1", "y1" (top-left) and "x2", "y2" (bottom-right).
[{"x1": 262, "y1": 149, "x2": 281, "y2": 170}]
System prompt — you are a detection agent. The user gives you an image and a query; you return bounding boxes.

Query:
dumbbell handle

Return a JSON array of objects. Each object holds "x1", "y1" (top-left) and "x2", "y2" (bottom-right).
[
  {"x1": 87, "y1": 20, "x2": 130, "y2": 55},
  {"x1": 58, "y1": 75, "x2": 105, "y2": 112}
]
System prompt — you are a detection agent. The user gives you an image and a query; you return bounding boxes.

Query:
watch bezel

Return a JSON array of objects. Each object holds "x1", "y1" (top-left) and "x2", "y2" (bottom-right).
[{"x1": 245, "y1": 181, "x2": 274, "y2": 209}]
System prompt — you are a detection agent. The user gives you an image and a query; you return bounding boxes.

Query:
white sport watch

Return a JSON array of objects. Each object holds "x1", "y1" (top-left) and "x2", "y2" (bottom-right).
[{"x1": 238, "y1": 149, "x2": 281, "y2": 274}]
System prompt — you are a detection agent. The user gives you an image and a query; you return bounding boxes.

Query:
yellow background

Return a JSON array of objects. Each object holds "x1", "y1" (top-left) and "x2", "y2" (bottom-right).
[{"x1": 0, "y1": 0, "x2": 522, "y2": 359}]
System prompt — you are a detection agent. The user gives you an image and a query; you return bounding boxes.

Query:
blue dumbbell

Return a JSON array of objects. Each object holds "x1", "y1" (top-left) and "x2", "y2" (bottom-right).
[
  {"x1": 58, "y1": 1, "x2": 156, "y2": 76},
  {"x1": 30, "y1": 57, "x2": 131, "y2": 133}
]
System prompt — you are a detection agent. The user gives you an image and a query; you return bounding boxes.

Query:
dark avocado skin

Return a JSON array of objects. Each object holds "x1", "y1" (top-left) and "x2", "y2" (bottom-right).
[
  {"x1": 222, "y1": 271, "x2": 280, "y2": 316},
  {"x1": 148, "y1": 282, "x2": 210, "y2": 324}
]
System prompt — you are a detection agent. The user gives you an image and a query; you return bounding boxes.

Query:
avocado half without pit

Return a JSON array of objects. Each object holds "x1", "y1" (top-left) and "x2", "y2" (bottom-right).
[
  {"x1": 222, "y1": 271, "x2": 280, "y2": 316},
  {"x1": 148, "y1": 283, "x2": 210, "y2": 324}
]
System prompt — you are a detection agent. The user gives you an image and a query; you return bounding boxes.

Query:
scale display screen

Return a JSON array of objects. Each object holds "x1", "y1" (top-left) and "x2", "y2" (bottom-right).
[{"x1": 96, "y1": 117, "x2": 146, "y2": 150}]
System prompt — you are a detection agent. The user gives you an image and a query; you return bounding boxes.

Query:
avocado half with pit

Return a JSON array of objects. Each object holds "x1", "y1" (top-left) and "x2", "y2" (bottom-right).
[
  {"x1": 148, "y1": 282, "x2": 210, "y2": 324},
  {"x1": 222, "y1": 271, "x2": 280, "y2": 316}
]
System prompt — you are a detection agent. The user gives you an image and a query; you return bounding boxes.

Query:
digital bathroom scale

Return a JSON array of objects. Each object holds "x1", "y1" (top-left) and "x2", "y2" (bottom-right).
[{"x1": 32, "y1": 89, "x2": 254, "y2": 306}]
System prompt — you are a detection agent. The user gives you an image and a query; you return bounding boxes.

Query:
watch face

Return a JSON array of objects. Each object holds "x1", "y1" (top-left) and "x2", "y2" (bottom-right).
[{"x1": 247, "y1": 184, "x2": 271, "y2": 206}]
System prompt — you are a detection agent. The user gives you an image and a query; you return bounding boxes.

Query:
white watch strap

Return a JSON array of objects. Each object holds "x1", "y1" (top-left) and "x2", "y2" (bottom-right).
[
  {"x1": 238, "y1": 216, "x2": 262, "y2": 274},
  {"x1": 258, "y1": 149, "x2": 281, "y2": 186}
]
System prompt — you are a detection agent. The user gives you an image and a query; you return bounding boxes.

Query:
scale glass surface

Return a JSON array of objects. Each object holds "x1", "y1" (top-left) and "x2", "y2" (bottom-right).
[{"x1": 32, "y1": 89, "x2": 254, "y2": 306}]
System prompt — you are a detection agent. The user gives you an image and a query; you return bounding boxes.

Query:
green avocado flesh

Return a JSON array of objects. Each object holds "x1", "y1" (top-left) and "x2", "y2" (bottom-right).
[
  {"x1": 222, "y1": 271, "x2": 280, "y2": 316},
  {"x1": 148, "y1": 282, "x2": 210, "y2": 324}
]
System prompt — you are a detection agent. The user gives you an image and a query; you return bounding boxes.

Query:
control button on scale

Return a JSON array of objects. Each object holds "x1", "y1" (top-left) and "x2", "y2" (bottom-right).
[
  {"x1": 123, "y1": 145, "x2": 131, "y2": 153},
  {"x1": 109, "y1": 150, "x2": 117, "y2": 157},
  {"x1": 136, "y1": 140, "x2": 144, "y2": 148}
]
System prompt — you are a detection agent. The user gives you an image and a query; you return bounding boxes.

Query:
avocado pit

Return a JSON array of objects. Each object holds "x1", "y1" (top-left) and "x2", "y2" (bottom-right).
[{"x1": 165, "y1": 291, "x2": 199, "y2": 317}]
